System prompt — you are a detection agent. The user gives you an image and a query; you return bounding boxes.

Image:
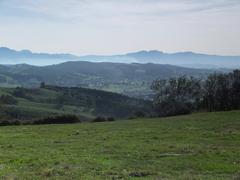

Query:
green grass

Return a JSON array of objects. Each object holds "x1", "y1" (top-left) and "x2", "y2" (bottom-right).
[
  {"x1": 0, "y1": 111, "x2": 240, "y2": 179},
  {"x1": 17, "y1": 101, "x2": 93, "y2": 118}
]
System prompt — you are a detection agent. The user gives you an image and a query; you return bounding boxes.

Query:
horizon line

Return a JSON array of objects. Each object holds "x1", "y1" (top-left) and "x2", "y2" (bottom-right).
[{"x1": 0, "y1": 46, "x2": 240, "y2": 57}]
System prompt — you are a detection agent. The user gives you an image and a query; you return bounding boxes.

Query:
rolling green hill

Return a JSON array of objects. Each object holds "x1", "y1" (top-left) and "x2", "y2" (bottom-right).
[
  {"x1": 0, "y1": 86, "x2": 151, "y2": 121},
  {"x1": 0, "y1": 111, "x2": 239, "y2": 179}
]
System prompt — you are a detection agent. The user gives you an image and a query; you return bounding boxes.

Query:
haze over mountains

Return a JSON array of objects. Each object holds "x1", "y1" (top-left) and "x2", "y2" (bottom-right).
[{"x1": 0, "y1": 47, "x2": 239, "y2": 69}]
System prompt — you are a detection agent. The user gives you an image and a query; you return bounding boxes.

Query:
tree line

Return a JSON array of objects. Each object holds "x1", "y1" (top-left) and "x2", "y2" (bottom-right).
[{"x1": 151, "y1": 70, "x2": 240, "y2": 117}]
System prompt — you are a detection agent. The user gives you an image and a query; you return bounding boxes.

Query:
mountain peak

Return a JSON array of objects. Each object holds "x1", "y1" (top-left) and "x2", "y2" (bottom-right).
[
  {"x1": 20, "y1": 49, "x2": 32, "y2": 54},
  {"x1": 126, "y1": 50, "x2": 164, "y2": 57},
  {"x1": 0, "y1": 47, "x2": 16, "y2": 52}
]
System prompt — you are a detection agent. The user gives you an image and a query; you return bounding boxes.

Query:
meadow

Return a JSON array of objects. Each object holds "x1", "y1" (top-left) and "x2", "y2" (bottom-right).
[{"x1": 0, "y1": 111, "x2": 239, "y2": 179}]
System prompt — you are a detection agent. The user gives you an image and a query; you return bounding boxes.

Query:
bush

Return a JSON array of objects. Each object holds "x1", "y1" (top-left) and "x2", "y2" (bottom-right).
[
  {"x1": 0, "y1": 120, "x2": 22, "y2": 126},
  {"x1": 33, "y1": 114, "x2": 80, "y2": 125},
  {"x1": 107, "y1": 117, "x2": 115, "y2": 121},
  {"x1": 134, "y1": 111, "x2": 145, "y2": 118},
  {"x1": 92, "y1": 116, "x2": 115, "y2": 123},
  {"x1": 92, "y1": 116, "x2": 106, "y2": 122},
  {"x1": 156, "y1": 100, "x2": 192, "y2": 117},
  {"x1": 0, "y1": 121, "x2": 11, "y2": 126}
]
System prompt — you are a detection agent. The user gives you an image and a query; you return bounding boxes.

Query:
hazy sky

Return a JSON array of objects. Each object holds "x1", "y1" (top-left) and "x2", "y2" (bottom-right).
[{"x1": 0, "y1": 0, "x2": 240, "y2": 55}]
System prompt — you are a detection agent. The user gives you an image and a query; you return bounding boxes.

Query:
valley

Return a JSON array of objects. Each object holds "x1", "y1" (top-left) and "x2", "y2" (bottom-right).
[{"x1": 0, "y1": 62, "x2": 214, "y2": 99}]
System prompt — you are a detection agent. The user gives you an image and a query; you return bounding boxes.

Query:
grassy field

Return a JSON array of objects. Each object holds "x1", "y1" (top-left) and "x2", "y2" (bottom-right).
[{"x1": 0, "y1": 111, "x2": 240, "y2": 179}]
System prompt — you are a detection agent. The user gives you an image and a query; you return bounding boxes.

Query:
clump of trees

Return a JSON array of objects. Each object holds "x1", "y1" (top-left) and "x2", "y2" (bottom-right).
[
  {"x1": 152, "y1": 70, "x2": 240, "y2": 117},
  {"x1": 203, "y1": 70, "x2": 240, "y2": 111},
  {"x1": 151, "y1": 76, "x2": 202, "y2": 116}
]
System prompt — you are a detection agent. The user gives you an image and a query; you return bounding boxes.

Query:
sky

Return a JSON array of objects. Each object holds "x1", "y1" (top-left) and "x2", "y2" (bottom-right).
[{"x1": 0, "y1": 0, "x2": 240, "y2": 56}]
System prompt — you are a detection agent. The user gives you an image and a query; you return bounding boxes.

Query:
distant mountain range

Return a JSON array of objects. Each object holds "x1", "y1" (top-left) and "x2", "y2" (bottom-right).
[{"x1": 0, "y1": 47, "x2": 239, "y2": 68}]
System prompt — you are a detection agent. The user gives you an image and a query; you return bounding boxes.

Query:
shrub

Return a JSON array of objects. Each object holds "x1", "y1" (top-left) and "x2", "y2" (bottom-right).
[
  {"x1": 92, "y1": 116, "x2": 115, "y2": 123},
  {"x1": 33, "y1": 114, "x2": 80, "y2": 125},
  {"x1": 0, "y1": 120, "x2": 11, "y2": 126},
  {"x1": 134, "y1": 111, "x2": 145, "y2": 118},
  {"x1": 13, "y1": 120, "x2": 21, "y2": 125},
  {"x1": 0, "y1": 120, "x2": 22, "y2": 126},
  {"x1": 107, "y1": 117, "x2": 115, "y2": 121},
  {"x1": 92, "y1": 116, "x2": 106, "y2": 122}
]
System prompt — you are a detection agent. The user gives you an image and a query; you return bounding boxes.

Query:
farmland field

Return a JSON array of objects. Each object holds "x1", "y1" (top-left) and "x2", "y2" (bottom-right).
[{"x1": 0, "y1": 111, "x2": 240, "y2": 179}]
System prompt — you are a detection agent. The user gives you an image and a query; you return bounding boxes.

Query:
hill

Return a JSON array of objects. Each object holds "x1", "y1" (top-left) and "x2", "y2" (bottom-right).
[
  {"x1": 0, "y1": 111, "x2": 239, "y2": 179},
  {"x1": 0, "y1": 61, "x2": 213, "y2": 98},
  {"x1": 1, "y1": 47, "x2": 240, "y2": 68},
  {"x1": 0, "y1": 86, "x2": 151, "y2": 121}
]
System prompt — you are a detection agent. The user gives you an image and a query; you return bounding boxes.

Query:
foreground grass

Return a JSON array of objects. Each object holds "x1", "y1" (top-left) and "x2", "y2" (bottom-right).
[{"x1": 0, "y1": 111, "x2": 240, "y2": 179}]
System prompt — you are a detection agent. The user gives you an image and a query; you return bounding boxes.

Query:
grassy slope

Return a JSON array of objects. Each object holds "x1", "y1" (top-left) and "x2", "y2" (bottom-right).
[
  {"x1": 0, "y1": 111, "x2": 240, "y2": 179},
  {"x1": 0, "y1": 88, "x2": 94, "y2": 121}
]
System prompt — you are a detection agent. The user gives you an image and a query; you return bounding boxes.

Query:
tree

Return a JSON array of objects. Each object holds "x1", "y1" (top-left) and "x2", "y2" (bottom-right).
[
  {"x1": 230, "y1": 70, "x2": 240, "y2": 109},
  {"x1": 203, "y1": 70, "x2": 240, "y2": 111},
  {"x1": 151, "y1": 76, "x2": 202, "y2": 116}
]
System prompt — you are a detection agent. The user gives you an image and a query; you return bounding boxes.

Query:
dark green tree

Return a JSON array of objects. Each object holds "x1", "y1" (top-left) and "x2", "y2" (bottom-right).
[{"x1": 151, "y1": 76, "x2": 202, "y2": 116}]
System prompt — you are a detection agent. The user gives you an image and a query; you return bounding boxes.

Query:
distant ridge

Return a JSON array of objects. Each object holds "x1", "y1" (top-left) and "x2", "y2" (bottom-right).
[
  {"x1": 0, "y1": 47, "x2": 78, "y2": 60},
  {"x1": 0, "y1": 47, "x2": 240, "y2": 68}
]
